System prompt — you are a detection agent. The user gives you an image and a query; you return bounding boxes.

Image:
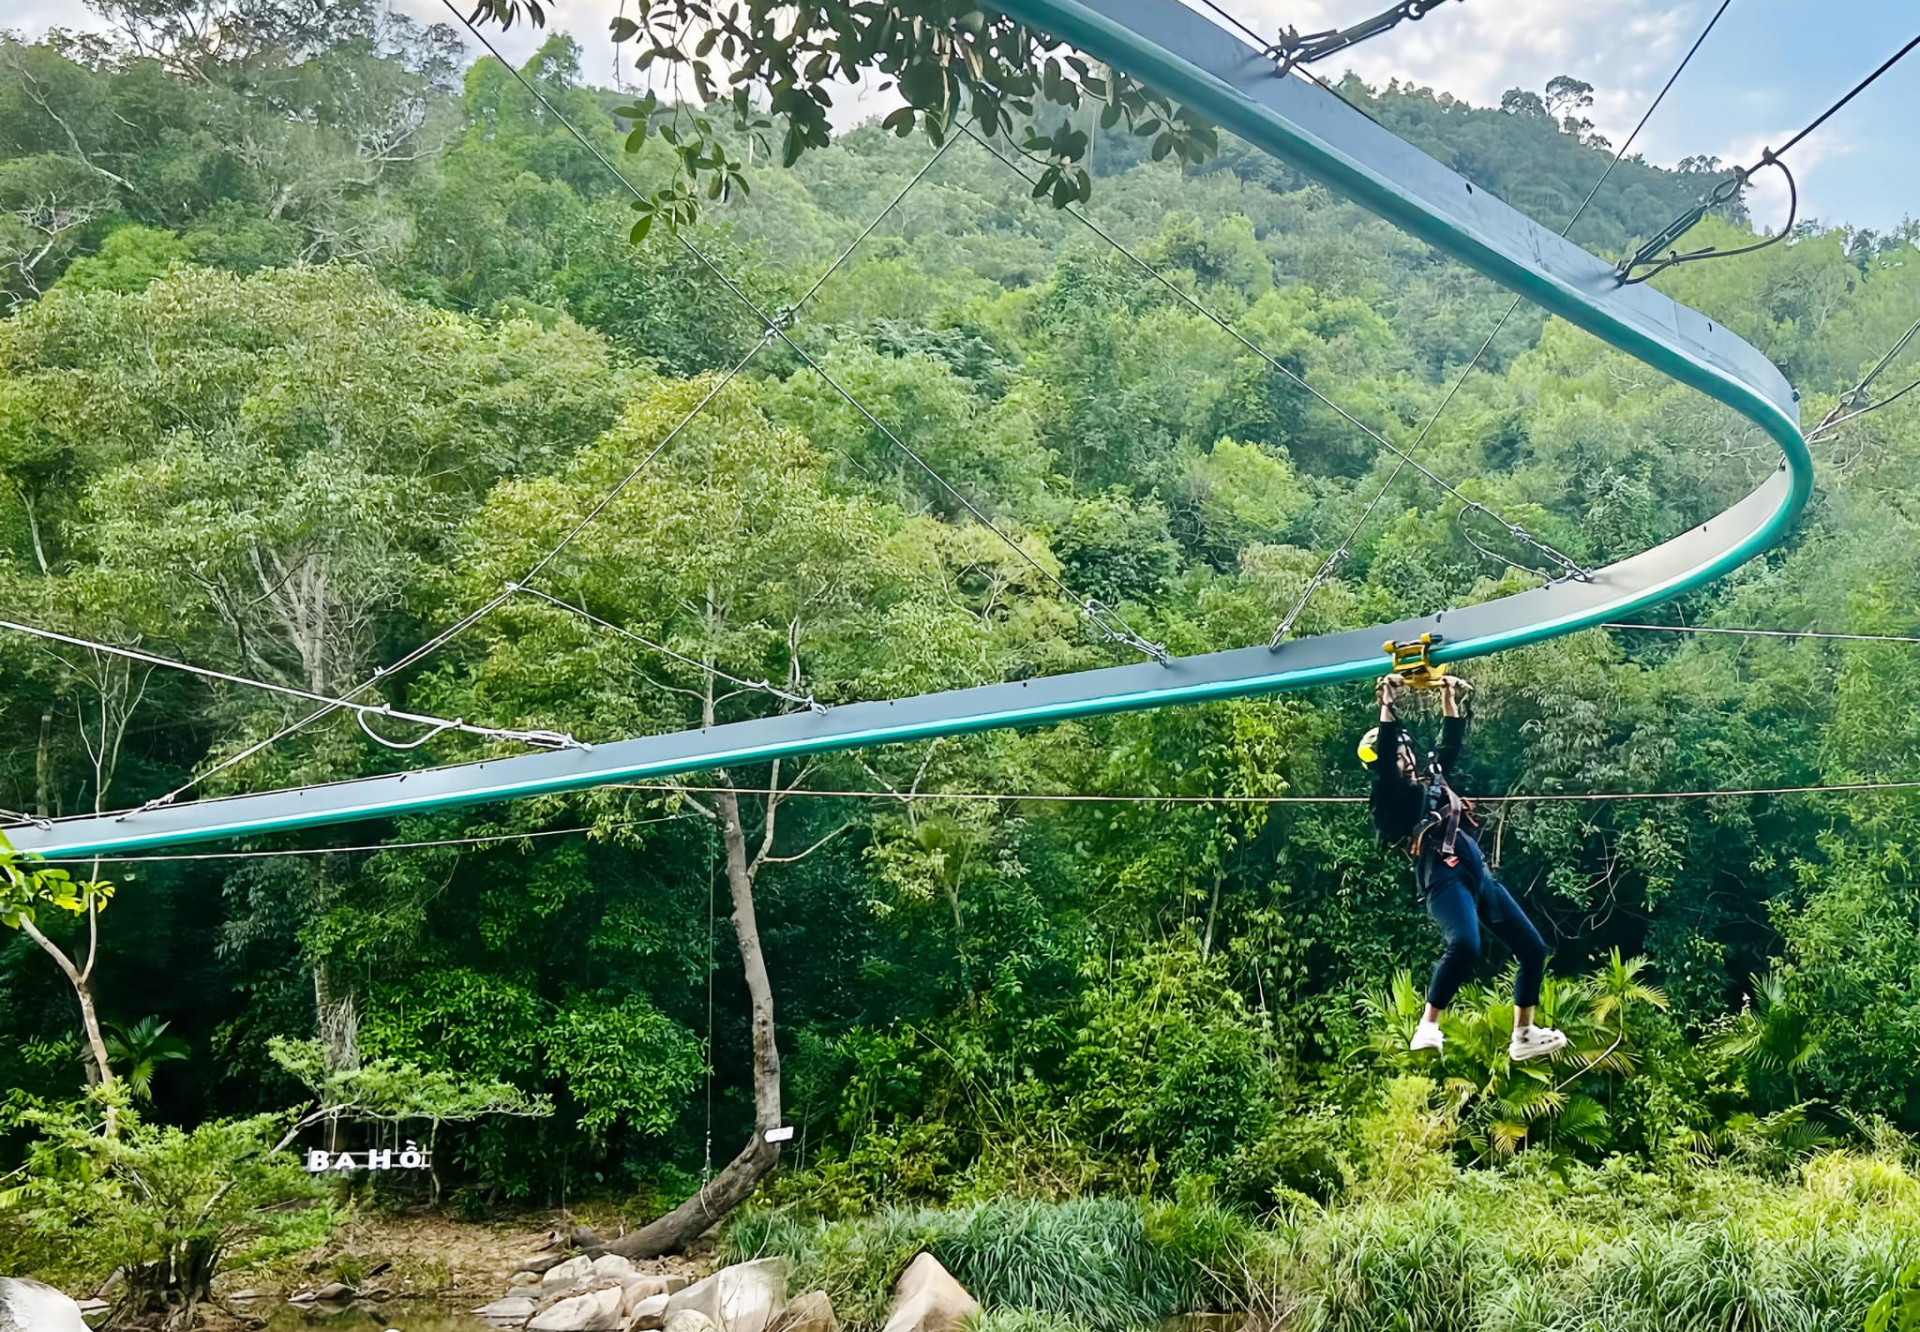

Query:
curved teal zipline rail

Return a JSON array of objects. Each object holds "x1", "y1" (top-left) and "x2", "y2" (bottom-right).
[{"x1": 5, "y1": 0, "x2": 1811, "y2": 858}]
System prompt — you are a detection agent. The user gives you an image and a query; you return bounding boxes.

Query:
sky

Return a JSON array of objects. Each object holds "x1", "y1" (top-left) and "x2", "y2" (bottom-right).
[{"x1": 10, "y1": 0, "x2": 1918, "y2": 232}]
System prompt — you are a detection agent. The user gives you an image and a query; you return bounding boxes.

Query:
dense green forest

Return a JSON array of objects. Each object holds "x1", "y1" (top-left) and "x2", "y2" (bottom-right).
[{"x1": 4, "y1": 2, "x2": 1920, "y2": 1328}]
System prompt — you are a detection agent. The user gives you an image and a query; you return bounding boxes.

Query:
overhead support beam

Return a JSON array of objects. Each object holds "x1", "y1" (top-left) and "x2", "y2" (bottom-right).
[{"x1": 5, "y1": 0, "x2": 1809, "y2": 859}]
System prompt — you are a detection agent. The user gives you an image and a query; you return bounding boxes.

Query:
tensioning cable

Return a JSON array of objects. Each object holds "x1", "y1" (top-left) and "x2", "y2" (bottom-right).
[
  {"x1": 1619, "y1": 29, "x2": 1920, "y2": 284},
  {"x1": 441, "y1": 2, "x2": 1172, "y2": 667},
  {"x1": 1273, "y1": 0, "x2": 1735, "y2": 642}
]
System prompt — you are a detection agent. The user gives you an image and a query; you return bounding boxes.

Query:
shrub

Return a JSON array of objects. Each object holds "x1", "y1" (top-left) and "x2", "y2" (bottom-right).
[{"x1": 1, "y1": 1099, "x2": 334, "y2": 1329}]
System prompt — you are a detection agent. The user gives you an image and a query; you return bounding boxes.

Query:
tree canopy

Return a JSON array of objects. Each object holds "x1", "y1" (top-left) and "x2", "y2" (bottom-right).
[{"x1": 4, "y1": 0, "x2": 1920, "y2": 1308}]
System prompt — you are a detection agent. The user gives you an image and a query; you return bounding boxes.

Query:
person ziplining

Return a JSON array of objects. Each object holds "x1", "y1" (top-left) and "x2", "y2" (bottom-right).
[{"x1": 1361, "y1": 664, "x2": 1568, "y2": 1062}]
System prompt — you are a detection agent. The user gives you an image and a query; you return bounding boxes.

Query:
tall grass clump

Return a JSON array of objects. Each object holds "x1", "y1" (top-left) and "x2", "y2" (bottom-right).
[
  {"x1": 735, "y1": 1145, "x2": 1920, "y2": 1332},
  {"x1": 725, "y1": 1195, "x2": 1251, "y2": 1332},
  {"x1": 1291, "y1": 1193, "x2": 1497, "y2": 1332}
]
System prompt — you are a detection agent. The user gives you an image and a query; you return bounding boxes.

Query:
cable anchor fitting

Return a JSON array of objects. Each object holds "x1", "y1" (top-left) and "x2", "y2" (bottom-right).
[
  {"x1": 1270, "y1": 548, "x2": 1348, "y2": 648},
  {"x1": 1618, "y1": 150, "x2": 1789, "y2": 285},
  {"x1": 1083, "y1": 599, "x2": 1170, "y2": 665},
  {"x1": 1265, "y1": 0, "x2": 1459, "y2": 76}
]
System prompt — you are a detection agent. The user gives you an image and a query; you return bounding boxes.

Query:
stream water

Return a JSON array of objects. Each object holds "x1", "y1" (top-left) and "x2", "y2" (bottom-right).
[{"x1": 262, "y1": 1303, "x2": 499, "y2": 1332}]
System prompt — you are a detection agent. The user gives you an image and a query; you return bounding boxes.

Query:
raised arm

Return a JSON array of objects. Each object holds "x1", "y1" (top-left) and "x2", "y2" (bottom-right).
[
  {"x1": 1370, "y1": 674, "x2": 1409, "y2": 790},
  {"x1": 1435, "y1": 675, "x2": 1473, "y2": 774}
]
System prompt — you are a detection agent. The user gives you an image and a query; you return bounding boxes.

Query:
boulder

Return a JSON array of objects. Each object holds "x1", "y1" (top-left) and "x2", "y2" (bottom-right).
[
  {"x1": 593, "y1": 1255, "x2": 636, "y2": 1281},
  {"x1": 289, "y1": 1280, "x2": 355, "y2": 1304},
  {"x1": 0, "y1": 1279, "x2": 90, "y2": 1332},
  {"x1": 512, "y1": 1271, "x2": 548, "y2": 1289},
  {"x1": 667, "y1": 1258, "x2": 789, "y2": 1332},
  {"x1": 663, "y1": 1311, "x2": 717, "y2": 1332},
  {"x1": 475, "y1": 1294, "x2": 540, "y2": 1322},
  {"x1": 880, "y1": 1254, "x2": 977, "y2": 1332},
  {"x1": 624, "y1": 1275, "x2": 691, "y2": 1300},
  {"x1": 536, "y1": 1280, "x2": 624, "y2": 1315},
  {"x1": 530, "y1": 1285, "x2": 627, "y2": 1332},
  {"x1": 542, "y1": 1256, "x2": 598, "y2": 1293},
  {"x1": 769, "y1": 1290, "x2": 837, "y2": 1332},
  {"x1": 625, "y1": 1293, "x2": 671, "y2": 1330}
]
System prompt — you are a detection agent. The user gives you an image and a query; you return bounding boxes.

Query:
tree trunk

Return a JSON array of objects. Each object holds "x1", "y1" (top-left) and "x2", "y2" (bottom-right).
[
  {"x1": 18, "y1": 912, "x2": 118, "y2": 1132},
  {"x1": 36, "y1": 707, "x2": 53, "y2": 818},
  {"x1": 122, "y1": 1238, "x2": 217, "y2": 1332},
  {"x1": 20, "y1": 487, "x2": 49, "y2": 576},
  {"x1": 607, "y1": 781, "x2": 781, "y2": 1257},
  {"x1": 312, "y1": 879, "x2": 360, "y2": 1154}
]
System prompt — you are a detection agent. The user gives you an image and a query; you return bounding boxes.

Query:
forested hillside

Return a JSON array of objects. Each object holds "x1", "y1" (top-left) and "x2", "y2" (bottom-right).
[{"x1": 4, "y1": 3, "x2": 1920, "y2": 1328}]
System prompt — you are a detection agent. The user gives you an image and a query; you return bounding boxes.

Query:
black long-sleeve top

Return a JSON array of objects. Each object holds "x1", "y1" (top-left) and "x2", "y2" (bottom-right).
[{"x1": 1368, "y1": 713, "x2": 1467, "y2": 845}]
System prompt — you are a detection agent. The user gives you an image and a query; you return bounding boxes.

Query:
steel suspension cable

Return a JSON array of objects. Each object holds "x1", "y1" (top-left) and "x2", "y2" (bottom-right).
[
  {"x1": 514, "y1": 585, "x2": 823, "y2": 710},
  {"x1": 1807, "y1": 315, "x2": 1920, "y2": 441},
  {"x1": 1775, "y1": 31, "x2": 1920, "y2": 161},
  {"x1": 447, "y1": 4, "x2": 1173, "y2": 665},
  {"x1": 638, "y1": 779, "x2": 1920, "y2": 803},
  {"x1": 958, "y1": 124, "x2": 1588, "y2": 601},
  {"x1": 1619, "y1": 27, "x2": 1920, "y2": 284},
  {"x1": 0, "y1": 617, "x2": 580, "y2": 752},
  {"x1": 41, "y1": 778, "x2": 1920, "y2": 863},
  {"x1": 140, "y1": 592, "x2": 517, "y2": 809},
  {"x1": 1813, "y1": 375, "x2": 1920, "y2": 439},
  {"x1": 1189, "y1": 0, "x2": 1464, "y2": 78},
  {"x1": 1604, "y1": 622, "x2": 1920, "y2": 646},
  {"x1": 30, "y1": 813, "x2": 689, "y2": 864},
  {"x1": 1272, "y1": 0, "x2": 1735, "y2": 643},
  {"x1": 158, "y1": 0, "x2": 946, "y2": 803}
]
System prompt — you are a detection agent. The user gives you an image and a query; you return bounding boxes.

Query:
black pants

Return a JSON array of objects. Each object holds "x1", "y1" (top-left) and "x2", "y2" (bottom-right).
[{"x1": 1422, "y1": 832, "x2": 1547, "y2": 1011}]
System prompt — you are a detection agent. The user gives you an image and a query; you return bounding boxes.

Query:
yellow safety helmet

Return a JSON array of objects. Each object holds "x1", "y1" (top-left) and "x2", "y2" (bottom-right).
[{"x1": 1357, "y1": 726, "x2": 1382, "y2": 767}]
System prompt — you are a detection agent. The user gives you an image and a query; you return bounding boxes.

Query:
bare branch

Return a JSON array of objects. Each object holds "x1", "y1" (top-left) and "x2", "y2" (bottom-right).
[{"x1": 758, "y1": 820, "x2": 856, "y2": 866}]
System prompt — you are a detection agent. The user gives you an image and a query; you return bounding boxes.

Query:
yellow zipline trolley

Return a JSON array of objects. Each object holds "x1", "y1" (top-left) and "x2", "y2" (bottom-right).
[{"x1": 1384, "y1": 634, "x2": 1450, "y2": 691}]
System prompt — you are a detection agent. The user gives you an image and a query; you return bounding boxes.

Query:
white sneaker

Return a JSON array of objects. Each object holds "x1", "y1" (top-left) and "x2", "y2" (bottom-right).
[
  {"x1": 1409, "y1": 1019, "x2": 1444, "y2": 1053},
  {"x1": 1508, "y1": 1025, "x2": 1568, "y2": 1062}
]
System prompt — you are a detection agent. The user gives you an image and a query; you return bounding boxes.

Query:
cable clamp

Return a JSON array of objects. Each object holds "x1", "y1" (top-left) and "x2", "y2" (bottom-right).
[
  {"x1": 1083, "y1": 599, "x2": 1170, "y2": 665},
  {"x1": 1265, "y1": 0, "x2": 1455, "y2": 75},
  {"x1": 518, "y1": 729, "x2": 587, "y2": 751}
]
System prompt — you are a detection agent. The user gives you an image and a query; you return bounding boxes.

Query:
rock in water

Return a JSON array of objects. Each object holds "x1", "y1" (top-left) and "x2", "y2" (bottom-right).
[
  {"x1": 666, "y1": 1258, "x2": 789, "y2": 1332},
  {"x1": 624, "y1": 1293, "x2": 670, "y2": 1331},
  {"x1": 880, "y1": 1254, "x2": 978, "y2": 1332},
  {"x1": 529, "y1": 1285, "x2": 627, "y2": 1332},
  {"x1": 541, "y1": 1256, "x2": 598, "y2": 1293},
  {"x1": 769, "y1": 1291, "x2": 838, "y2": 1332},
  {"x1": 624, "y1": 1275, "x2": 691, "y2": 1301},
  {"x1": 662, "y1": 1311, "x2": 717, "y2": 1332},
  {"x1": 474, "y1": 1294, "x2": 539, "y2": 1322},
  {"x1": 0, "y1": 1278, "x2": 90, "y2": 1332}
]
